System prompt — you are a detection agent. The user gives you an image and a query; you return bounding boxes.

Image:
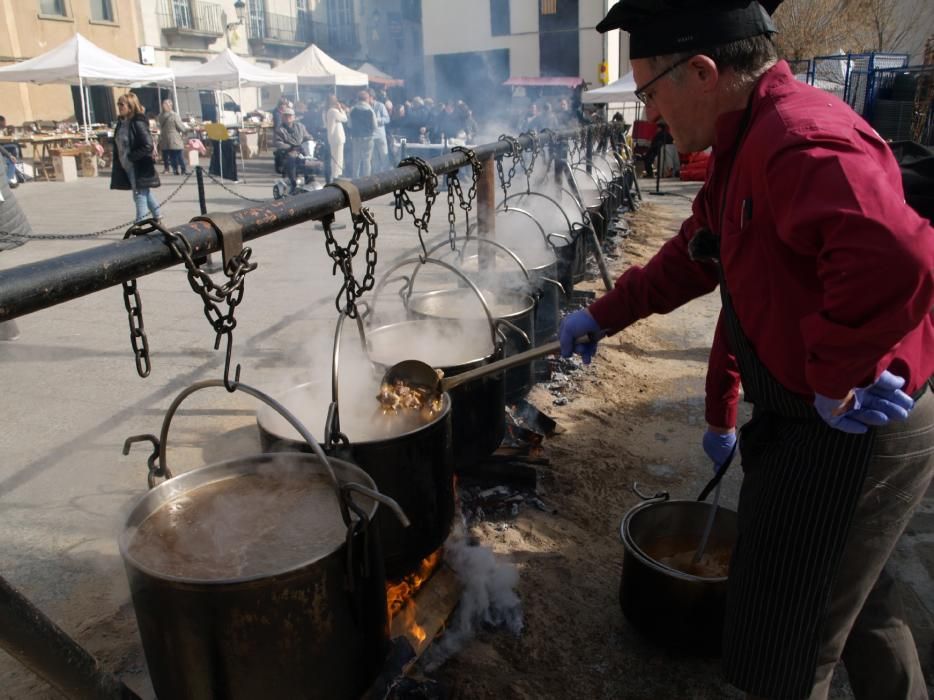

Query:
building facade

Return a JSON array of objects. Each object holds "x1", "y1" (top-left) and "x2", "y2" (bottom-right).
[
  {"x1": 0, "y1": 0, "x2": 144, "y2": 124},
  {"x1": 420, "y1": 0, "x2": 628, "y2": 113}
]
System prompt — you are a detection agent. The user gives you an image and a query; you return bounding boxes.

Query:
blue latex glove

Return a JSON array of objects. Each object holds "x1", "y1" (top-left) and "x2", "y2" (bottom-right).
[
  {"x1": 558, "y1": 310, "x2": 602, "y2": 364},
  {"x1": 814, "y1": 370, "x2": 915, "y2": 434},
  {"x1": 703, "y1": 430, "x2": 737, "y2": 473}
]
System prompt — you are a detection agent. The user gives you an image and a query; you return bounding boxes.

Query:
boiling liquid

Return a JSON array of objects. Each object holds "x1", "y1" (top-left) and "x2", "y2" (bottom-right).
[
  {"x1": 127, "y1": 471, "x2": 351, "y2": 580},
  {"x1": 640, "y1": 536, "x2": 732, "y2": 579}
]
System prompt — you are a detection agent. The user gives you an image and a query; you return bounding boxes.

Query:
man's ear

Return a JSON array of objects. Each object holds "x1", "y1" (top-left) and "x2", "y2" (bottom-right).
[{"x1": 688, "y1": 55, "x2": 720, "y2": 94}]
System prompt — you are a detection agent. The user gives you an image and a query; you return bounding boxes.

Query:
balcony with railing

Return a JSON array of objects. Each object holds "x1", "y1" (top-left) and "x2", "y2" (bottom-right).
[
  {"x1": 247, "y1": 11, "x2": 318, "y2": 48},
  {"x1": 157, "y1": 0, "x2": 224, "y2": 39}
]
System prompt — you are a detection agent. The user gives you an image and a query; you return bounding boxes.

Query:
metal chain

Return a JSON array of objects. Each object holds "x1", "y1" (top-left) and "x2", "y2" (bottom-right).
[
  {"x1": 444, "y1": 146, "x2": 483, "y2": 250},
  {"x1": 393, "y1": 156, "x2": 438, "y2": 261},
  {"x1": 120, "y1": 228, "x2": 153, "y2": 378},
  {"x1": 518, "y1": 130, "x2": 541, "y2": 193},
  {"x1": 0, "y1": 171, "x2": 194, "y2": 242},
  {"x1": 495, "y1": 134, "x2": 522, "y2": 205},
  {"x1": 538, "y1": 128, "x2": 558, "y2": 183},
  {"x1": 205, "y1": 171, "x2": 271, "y2": 204},
  {"x1": 119, "y1": 218, "x2": 258, "y2": 389},
  {"x1": 321, "y1": 206, "x2": 379, "y2": 318}
]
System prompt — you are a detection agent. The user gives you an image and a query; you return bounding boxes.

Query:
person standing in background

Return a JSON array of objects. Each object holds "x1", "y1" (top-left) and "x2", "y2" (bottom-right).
[
  {"x1": 110, "y1": 93, "x2": 161, "y2": 224},
  {"x1": 347, "y1": 90, "x2": 377, "y2": 178},
  {"x1": 157, "y1": 100, "x2": 187, "y2": 176},
  {"x1": 325, "y1": 94, "x2": 348, "y2": 181},
  {"x1": 370, "y1": 89, "x2": 391, "y2": 173}
]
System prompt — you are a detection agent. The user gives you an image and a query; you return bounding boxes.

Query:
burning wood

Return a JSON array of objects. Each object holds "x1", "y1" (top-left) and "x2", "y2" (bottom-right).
[{"x1": 386, "y1": 550, "x2": 444, "y2": 649}]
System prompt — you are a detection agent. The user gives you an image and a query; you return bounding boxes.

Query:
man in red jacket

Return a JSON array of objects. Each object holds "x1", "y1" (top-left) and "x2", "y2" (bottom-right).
[{"x1": 560, "y1": 2, "x2": 934, "y2": 699}]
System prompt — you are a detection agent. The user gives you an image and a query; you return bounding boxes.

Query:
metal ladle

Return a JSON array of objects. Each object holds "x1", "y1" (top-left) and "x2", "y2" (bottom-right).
[
  {"x1": 381, "y1": 334, "x2": 597, "y2": 399},
  {"x1": 692, "y1": 440, "x2": 738, "y2": 565}
]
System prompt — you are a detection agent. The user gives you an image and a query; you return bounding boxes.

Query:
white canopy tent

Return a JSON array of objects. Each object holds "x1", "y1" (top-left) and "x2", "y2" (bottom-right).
[
  {"x1": 582, "y1": 71, "x2": 638, "y2": 104},
  {"x1": 356, "y1": 62, "x2": 403, "y2": 87},
  {"x1": 275, "y1": 44, "x2": 368, "y2": 88},
  {"x1": 0, "y1": 33, "x2": 177, "y2": 141},
  {"x1": 174, "y1": 49, "x2": 299, "y2": 180}
]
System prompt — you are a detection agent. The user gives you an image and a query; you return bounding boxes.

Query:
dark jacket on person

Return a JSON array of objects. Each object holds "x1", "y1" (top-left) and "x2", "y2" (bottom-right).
[
  {"x1": 347, "y1": 101, "x2": 377, "y2": 139},
  {"x1": 273, "y1": 120, "x2": 310, "y2": 152},
  {"x1": 110, "y1": 113, "x2": 160, "y2": 191}
]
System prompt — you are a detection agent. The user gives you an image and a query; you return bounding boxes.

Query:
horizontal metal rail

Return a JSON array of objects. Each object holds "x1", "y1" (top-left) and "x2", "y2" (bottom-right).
[{"x1": 0, "y1": 127, "x2": 594, "y2": 322}]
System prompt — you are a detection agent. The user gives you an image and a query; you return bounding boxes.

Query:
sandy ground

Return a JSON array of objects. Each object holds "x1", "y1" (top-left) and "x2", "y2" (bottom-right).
[
  {"x1": 429, "y1": 195, "x2": 874, "y2": 700},
  {"x1": 2, "y1": 172, "x2": 929, "y2": 699}
]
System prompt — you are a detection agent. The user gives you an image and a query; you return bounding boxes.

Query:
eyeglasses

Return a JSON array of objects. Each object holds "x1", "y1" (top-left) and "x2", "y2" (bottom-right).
[{"x1": 634, "y1": 55, "x2": 693, "y2": 105}]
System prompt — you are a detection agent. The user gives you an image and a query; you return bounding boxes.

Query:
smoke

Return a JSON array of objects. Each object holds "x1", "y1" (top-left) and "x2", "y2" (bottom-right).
[{"x1": 422, "y1": 519, "x2": 523, "y2": 671}]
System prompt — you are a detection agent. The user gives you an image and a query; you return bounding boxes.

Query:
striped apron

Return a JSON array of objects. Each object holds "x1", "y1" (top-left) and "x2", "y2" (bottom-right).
[{"x1": 714, "y1": 262, "x2": 877, "y2": 699}]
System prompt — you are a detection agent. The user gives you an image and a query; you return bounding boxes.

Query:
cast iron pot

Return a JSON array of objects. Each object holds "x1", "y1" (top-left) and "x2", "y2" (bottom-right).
[
  {"x1": 454, "y1": 217, "x2": 564, "y2": 346},
  {"x1": 366, "y1": 317, "x2": 506, "y2": 471},
  {"x1": 406, "y1": 287, "x2": 535, "y2": 405},
  {"x1": 619, "y1": 485, "x2": 737, "y2": 656},
  {"x1": 257, "y1": 314, "x2": 455, "y2": 582},
  {"x1": 121, "y1": 380, "x2": 407, "y2": 700}
]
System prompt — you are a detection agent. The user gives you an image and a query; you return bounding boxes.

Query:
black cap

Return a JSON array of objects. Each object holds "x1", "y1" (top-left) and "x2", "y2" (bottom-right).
[{"x1": 597, "y1": 1, "x2": 783, "y2": 59}]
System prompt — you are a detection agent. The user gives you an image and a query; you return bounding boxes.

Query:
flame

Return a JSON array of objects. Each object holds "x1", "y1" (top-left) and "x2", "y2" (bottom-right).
[{"x1": 386, "y1": 549, "x2": 443, "y2": 647}]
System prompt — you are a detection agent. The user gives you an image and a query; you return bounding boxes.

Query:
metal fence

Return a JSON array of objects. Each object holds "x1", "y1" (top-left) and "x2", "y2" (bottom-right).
[
  {"x1": 865, "y1": 65, "x2": 934, "y2": 145},
  {"x1": 810, "y1": 52, "x2": 909, "y2": 115},
  {"x1": 246, "y1": 10, "x2": 317, "y2": 44}
]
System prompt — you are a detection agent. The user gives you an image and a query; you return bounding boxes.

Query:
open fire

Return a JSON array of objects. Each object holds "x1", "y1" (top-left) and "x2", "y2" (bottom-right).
[{"x1": 386, "y1": 549, "x2": 444, "y2": 648}]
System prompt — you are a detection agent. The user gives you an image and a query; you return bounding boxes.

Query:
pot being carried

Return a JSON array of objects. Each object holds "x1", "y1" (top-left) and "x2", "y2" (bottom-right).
[
  {"x1": 121, "y1": 380, "x2": 408, "y2": 700},
  {"x1": 618, "y1": 481, "x2": 737, "y2": 656},
  {"x1": 257, "y1": 313, "x2": 455, "y2": 582}
]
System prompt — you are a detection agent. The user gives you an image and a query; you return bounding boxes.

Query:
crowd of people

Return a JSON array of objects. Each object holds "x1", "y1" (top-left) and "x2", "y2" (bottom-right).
[{"x1": 268, "y1": 87, "x2": 594, "y2": 191}]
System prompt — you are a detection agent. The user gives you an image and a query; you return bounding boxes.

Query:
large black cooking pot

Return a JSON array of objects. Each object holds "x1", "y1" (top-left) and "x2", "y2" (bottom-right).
[
  {"x1": 257, "y1": 314, "x2": 455, "y2": 582},
  {"x1": 366, "y1": 316, "x2": 506, "y2": 471},
  {"x1": 499, "y1": 191, "x2": 580, "y2": 298},
  {"x1": 407, "y1": 286, "x2": 534, "y2": 404},
  {"x1": 619, "y1": 486, "x2": 737, "y2": 656},
  {"x1": 121, "y1": 380, "x2": 408, "y2": 700},
  {"x1": 456, "y1": 213, "x2": 563, "y2": 346}
]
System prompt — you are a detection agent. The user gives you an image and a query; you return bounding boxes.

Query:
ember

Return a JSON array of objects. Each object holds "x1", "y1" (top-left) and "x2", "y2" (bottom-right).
[{"x1": 386, "y1": 550, "x2": 444, "y2": 649}]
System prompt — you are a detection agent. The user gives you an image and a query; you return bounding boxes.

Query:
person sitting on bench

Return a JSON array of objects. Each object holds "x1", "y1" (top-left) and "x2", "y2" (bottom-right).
[{"x1": 273, "y1": 107, "x2": 311, "y2": 194}]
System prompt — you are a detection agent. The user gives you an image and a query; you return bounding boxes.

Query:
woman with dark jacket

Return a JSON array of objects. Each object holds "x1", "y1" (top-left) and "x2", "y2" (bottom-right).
[{"x1": 111, "y1": 92, "x2": 161, "y2": 223}]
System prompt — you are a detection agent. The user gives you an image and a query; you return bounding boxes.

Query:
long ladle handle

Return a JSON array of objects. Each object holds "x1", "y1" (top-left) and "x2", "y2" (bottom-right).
[{"x1": 439, "y1": 335, "x2": 591, "y2": 393}]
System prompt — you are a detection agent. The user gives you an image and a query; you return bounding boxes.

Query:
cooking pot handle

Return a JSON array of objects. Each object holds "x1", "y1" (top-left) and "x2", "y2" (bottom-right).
[
  {"x1": 327, "y1": 311, "x2": 369, "y2": 446},
  {"x1": 631, "y1": 482, "x2": 670, "y2": 503},
  {"x1": 494, "y1": 318, "x2": 531, "y2": 350},
  {"x1": 403, "y1": 257, "x2": 499, "y2": 347},
  {"x1": 495, "y1": 207, "x2": 552, "y2": 248},
  {"x1": 424, "y1": 236, "x2": 532, "y2": 286},
  {"x1": 370, "y1": 258, "x2": 498, "y2": 348},
  {"x1": 149, "y1": 379, "x2": 364, "y2": 526}
]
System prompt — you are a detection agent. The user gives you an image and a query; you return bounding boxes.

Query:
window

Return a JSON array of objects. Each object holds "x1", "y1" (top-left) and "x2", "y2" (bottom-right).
[
  {"x1": 296, "y1": 0, "x2": 307, "y2": 9},
  {"x1": 172, "y1": 0, "x2": 192, "y2": 29},
  {"x1": 541, "y1": 0, "x2": 556, "y2": 14},
  {"x1": 490, "y1": 0, "x2": 510, "y2": 36},
  {"x1": 38, "y1": 0, "x2": 67, "y2": 16},
  {"x1": 327, "y1": 0, "x2": 356, "y2": 49},
  {"x1": 90, "y1": 0, "x2": 114, "y2": 22},
  {"x1": 249, "y1": 0, "x2": 266, "y2": 39}
]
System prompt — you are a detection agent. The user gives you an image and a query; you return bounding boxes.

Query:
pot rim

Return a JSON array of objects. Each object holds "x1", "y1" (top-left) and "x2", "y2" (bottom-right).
[
  {"x1": 257, "y1": 380, "x2": 453, "y2": 448},
  {"x1": 365, "y1": 318, "x2": 498, "y2": 370},
  {"x1": 408, "y1": 287, "x2": 536, "y2": 320},
  {"x1": 619, "y1": 498, "x2": 733, "y2": 583},
  {"x1": 119, "y1": 452, "x2": 377, "y2": 587}
]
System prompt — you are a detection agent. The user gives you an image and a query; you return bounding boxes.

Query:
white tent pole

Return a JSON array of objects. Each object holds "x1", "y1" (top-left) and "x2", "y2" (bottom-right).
[
  {"x1": 172, "y1": 78, "x2": 179, "y2": 114},
  {"x1": 238, "y1": 79, "x2": 246, "y2": 182},
  {"x1": 79, "y1": 76, "x2": 90, "y2": 143}
]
